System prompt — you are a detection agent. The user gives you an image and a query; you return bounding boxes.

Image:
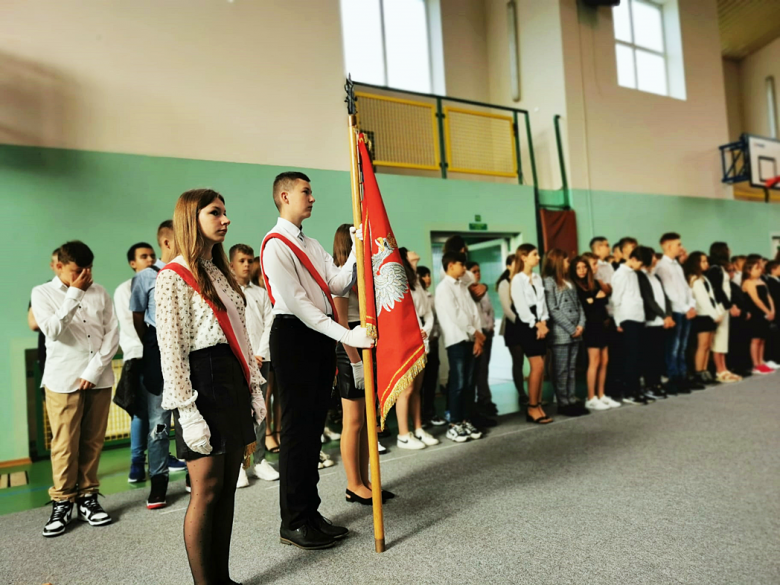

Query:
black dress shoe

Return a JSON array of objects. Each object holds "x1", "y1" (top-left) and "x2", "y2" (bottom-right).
[
  {"x1": 279, "y1": 523, "x2": 336, "y2": 550},
  {"x1": 471, "y1": 414, "x2": 498, "y2": 428},
  {"x1": 310, "y1": 515, "x2": 349, "y2": 539},
  {"x1": 558, "y1": 404, "x2": 585, "y2": 417},
  {"x1": 688, "y1": 378, "x2": 706, "y2": 391}
]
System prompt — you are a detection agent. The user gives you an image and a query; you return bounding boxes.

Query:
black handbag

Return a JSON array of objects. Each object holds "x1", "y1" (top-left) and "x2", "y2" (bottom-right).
[{"x1": 113, "y1": 358, "x2": 141, "y2": 417}]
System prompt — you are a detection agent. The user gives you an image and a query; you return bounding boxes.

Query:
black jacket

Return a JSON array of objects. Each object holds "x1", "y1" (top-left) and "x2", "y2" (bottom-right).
[
  {"x1": 637, "y1": 270, "x2": 671, "y2": 322},
  {"x1": 706, "y1": 265, "x2": 732, "y2": 309}
]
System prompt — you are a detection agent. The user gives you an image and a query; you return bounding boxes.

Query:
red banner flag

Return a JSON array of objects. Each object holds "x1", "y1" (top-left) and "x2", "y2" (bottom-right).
[{"x1": 358, "y1": 135, "x2": 426, "y2": 429}]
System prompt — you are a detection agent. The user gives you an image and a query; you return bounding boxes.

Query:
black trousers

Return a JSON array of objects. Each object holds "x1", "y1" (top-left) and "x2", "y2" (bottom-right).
[
  {"x1": 621, "y1": 321, "x2": 644, "y2": 395},
  {"x1": 421, "y1": 337, "x2": 440, "y2": 421},
  {"x1": 605, "y1": 320, "x2": 624, "y2": 399},
  {"x1": 642, "y1": 325, "x2": 667, "y2": 387},
  {"x1": 270, "y1": 316, "x2": 336, "y2": 530}
]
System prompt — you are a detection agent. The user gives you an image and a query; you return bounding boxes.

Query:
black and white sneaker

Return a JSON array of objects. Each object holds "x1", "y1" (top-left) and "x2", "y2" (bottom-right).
[
  {"x1": 445, "y1": 424, "x2": 470, "y2": 443},
  {"x1": 76, "y1": 493, "x2": 112, "y2": 526},
  {"x1": 462, "y1": 420, "x2": 483, "y2": 440},
  {"x1": 43, "y1": 500, "x2": 73, "y2": 538}
]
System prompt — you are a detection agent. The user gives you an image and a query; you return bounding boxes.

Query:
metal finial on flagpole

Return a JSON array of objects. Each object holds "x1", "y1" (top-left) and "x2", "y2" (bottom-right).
[{"x1": 345, "y1": 76, "x2": 386, "y2": 553}]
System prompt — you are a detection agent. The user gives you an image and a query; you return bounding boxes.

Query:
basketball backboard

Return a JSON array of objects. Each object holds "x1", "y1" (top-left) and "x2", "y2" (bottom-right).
[{"x1": 720, "y1": 133, "x2": 780, "y2": 191}]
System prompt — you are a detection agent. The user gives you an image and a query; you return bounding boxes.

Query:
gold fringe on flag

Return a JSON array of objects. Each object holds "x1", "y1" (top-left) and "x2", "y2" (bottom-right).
[
  {"x1": 379, "y1": 352, "x2": 427, "y2": 430},
  {"x1": 243, "y1": 441, "x2": 257, "y2": 469}
]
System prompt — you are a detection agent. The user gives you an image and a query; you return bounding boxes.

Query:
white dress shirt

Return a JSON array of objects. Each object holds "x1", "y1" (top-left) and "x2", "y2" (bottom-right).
[
  {"x1": 655, "y1": 255, "x2": 695, "y2": 314},
  {"x1": 691, "y1": 276, "x2": 723, "y2": 321},
  {"x1": 478, "y1": 294, "x2": 495, "y2": 333},
  {"x1": 31, "y1": 277, "x2": 120, "y2": 393},
  {"x1": 411, "y1": 280, "x2": 434, "y2": 338},
  {"x1": 243, "y1": 282, "x2": 273, "y2": 360},
  {"x1": 595, "y1": 260, "x2": 615, "y2": 285},
  {"x1": 510, "y1": 272, "x2": 549, "y2": 326},
  {"x1": 261, "y1": 218, "x2": 357, "y2": 343},
  {"x1": 434, "y1": 275, "x2": 482, "y2": 348},
  {"x1": 612, "y1": 264, "x2": 645, "y2": 327},
  {"x1": 114, "y1": 278, "x2": 143, "y2": 361}
]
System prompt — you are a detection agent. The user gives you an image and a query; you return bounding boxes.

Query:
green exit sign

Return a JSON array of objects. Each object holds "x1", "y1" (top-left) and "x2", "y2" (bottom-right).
[{"x1": 469, "y1": 222, "x2": 488, "y2": 231}]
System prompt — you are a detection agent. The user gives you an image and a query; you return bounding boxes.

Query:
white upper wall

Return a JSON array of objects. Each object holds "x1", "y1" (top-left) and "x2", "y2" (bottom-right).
[
  {"x1": 1, "y1": 0, "x2": 351, "y2": 170},
  {"x1": 559, "y1": 0, "x2": 732, "y2": 198},
  {"x1": 739, "y1": 36, "x2": 780, "y2": 139}
]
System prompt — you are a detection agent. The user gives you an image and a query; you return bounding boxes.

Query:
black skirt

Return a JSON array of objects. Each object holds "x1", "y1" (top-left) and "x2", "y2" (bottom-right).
[
  {"x1": 517, "y1": 320, "x2": 547, "y2": 357},
  {"x1": 693, "y1": 315, "x2": 717, "y2": 334},
  {"x1": 583, "y1": 319, "x2": 609, "y2": 349},
  {"x1": 503, "y1": 316, "x2": 523, "y2": 347},
  {"x1": 174, "y1": 344, "x2": 256, "y2": 461}
]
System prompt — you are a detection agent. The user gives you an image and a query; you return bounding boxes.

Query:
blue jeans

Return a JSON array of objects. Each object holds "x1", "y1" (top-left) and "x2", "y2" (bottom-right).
[
  {"x1": 132, "y1": 379, "x2": 171, "y2": 478},
  {"x1": 446, "y1": 341, "x2": 476, "y2": 423},
  {"x1": 665, "y1": 312, "x2": 691, "y2": 380}
]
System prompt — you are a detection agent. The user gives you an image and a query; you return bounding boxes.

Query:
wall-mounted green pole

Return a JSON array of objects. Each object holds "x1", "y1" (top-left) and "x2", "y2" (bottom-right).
[
  {"x1": 436, "y1": 97, "x2": 448, "y2": 179},
  {"x1": 554, "y1": 114, "x2": 570, "y2": 208},
  {"x1": 524, "y1": 113, "x2": 545, "y2": 253}
]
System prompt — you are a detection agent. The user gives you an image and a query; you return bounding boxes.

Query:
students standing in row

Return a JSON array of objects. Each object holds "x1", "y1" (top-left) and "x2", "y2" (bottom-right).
[
  {"x1": 435, "y1": 252, "x2": 486, "y2": 443},
  {"x1": 32, "y1": 241, "x2": 119, "y2": 537},
  {"x1": 129, "y1": 220, "x2": 185, "y2": 508},
  {"x1": 542, "y1": 249, "x2": 586, "y2": 417},
  {"x1": 571, "y1": 255, "x2": 619, "y2": 410},
  {"x1": 684, "y1": 251, "x2": 724, "y2": 386},
  {"x1": 229, "y1": 244, "x2": 279, "y2": 487},
  {"x1": 655, "y1": 233, "x2": 702, "y2": 393},
  {"x1": 261, "y1": 172, "x2": 374, "y2": 550},
  {"x1": 510, "y1": 244, "x2": 551, "y2": 424}
]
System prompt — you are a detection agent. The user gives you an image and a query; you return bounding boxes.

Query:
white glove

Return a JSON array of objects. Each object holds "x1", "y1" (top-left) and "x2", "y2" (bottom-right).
[
  {"x1": 178, "y1": 408, "x2": 212, "y2": 455},
  {"x1": 349, "y1": 224, "x2": 364, "y2": 245},
  {"x1": 251, "y1": 392, "x2": 267, "y2": 426},
  {"x1": 350, "y1": 361, "x2": 365, "y2": 390},
  {"x1": 340, "y1": 325, "x2": 375, "y2": 349}
]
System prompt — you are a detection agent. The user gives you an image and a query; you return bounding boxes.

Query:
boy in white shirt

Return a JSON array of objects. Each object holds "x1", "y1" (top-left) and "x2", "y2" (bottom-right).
[
  {"x1": 612, "y1": 249, "x2": 648, "y2": 405},
  {"x1": 467, "y1": 261, "x2": 498, "y2": 419},
  {"x1": 654, "y1": 232, "x2": 701, "y2": 393},
  {"x1": 230, "y1": 244, "x2": 279, "y2": 486},
  {"x1": 435, "y1": 252, "x2": 486, "y2": 443},
  {"x1": 31, "y1": 241, "x2": 119, "y2": 537}
]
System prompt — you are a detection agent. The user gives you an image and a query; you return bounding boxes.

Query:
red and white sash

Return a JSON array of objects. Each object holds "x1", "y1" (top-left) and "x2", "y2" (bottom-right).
[
  {"x1": 260, "y1": 232, "x2": 339, "y2": 323},
  {"x1": 159, "y1": 257, "x2": 252, "y2": 390}
]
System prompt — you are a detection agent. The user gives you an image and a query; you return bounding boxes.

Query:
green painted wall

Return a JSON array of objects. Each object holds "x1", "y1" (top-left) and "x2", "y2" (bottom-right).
[
  {"x1": 570, "y1": 189, "x2": 780, "y2": 256},
  {"x1": 0, "y1": 144, "x2": 538, "y2": 463}
]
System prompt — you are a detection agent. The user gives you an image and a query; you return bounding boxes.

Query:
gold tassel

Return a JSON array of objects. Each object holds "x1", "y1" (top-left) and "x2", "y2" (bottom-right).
[
  {"x1": 379, "y1": 353, "x2": 427, "y2": 430},
  {"x1": 243, "y1": 442, "x2": 256, "y2": 469}
]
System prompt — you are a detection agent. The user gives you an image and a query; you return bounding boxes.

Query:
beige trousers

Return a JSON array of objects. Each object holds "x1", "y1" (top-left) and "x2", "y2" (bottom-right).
[{"x1": 45, "y1": 386, "x2": 112, "y2": 501}]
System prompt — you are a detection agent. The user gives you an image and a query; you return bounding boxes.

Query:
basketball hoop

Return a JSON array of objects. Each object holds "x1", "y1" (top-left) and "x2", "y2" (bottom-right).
[{"x1": 765, "y1": 176, "x2": 780, "y2": 189}]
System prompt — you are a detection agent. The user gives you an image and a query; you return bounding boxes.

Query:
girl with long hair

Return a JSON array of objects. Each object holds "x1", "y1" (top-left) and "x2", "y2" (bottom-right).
[
  {"x1": 509, "y1": 244, "x2": 551, "y2": 424},
  {"x1": 742, "y1": 257, "x2": 776, "y2": 374},
  {"x1": 706, "y1": 243, "x2": 742, "y2": 382},
  {"x1": 497, "y1": 254, "x2": 528, "y2": 406},
  {"x1": 395, "y1": 247, "x2": 438, "y2": 449},
  {"x1": 417, "y1": 265, "x2": 445, "y2": 426},
  {"x1": 542, "y1": 249, "x2": 586, "y2": 416},
  {"x1": 571, "y1": 255, "x2": 620, "y2": 410},
  {"x1": 156, "y1": 189, "x2": 266, "y2": 585},
  {"x1": 684, "y1": 251, "x2": 724, "y2": 385}
]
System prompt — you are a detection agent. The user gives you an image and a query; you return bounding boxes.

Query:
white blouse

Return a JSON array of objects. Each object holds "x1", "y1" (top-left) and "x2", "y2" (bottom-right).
[
  {"x1": 510, "y1": 272, "x2": 549, "y2": 326},
  {"x1": 155, "y1": 258, "x2": 265, "y2": 415},
  {"x1": 691, "y1": 276, "x2": 724, "y2": 321}
]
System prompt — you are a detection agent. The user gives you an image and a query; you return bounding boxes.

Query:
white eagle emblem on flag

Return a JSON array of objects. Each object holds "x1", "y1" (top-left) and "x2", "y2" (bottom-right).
[{"x1": 371, "y1": 235, "x2": 408, "y2": 315}]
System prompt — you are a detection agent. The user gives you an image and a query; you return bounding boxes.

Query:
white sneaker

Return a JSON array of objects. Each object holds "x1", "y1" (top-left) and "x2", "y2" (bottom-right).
[
  {"x1": 397, "y1": 432, "x2": 426, "y2": 450},
  {"x1": 600, "y1": 395, "x2": 622, "y2": 408},
  {"x1": 236, "y1": 466, "x2": 250, "y2": 488},
  {"x1": 445, "y1": 424, "x2": 470, "y2": 443},
  {"x1": 322, "y1": 426, "x2": 341, "y2": 442},
  {"x1": 765, "y1": 361, "x2": 780, "y2": 370},
  {"x1": 462, "y1": 421, "x2": 483, "y2": 440},
  {"x1": 377, "y1": 441, "x2": 387, "y2": 454},
  {"x1": 585, "y1": 397, "x2": 610, "y2": 411},
  {"x1": 318, "y1": 451, "x2": 336, "y2": 469},
  {"x1": 414, "y1": 428, "x2": 440, "y2": 446},
  {"x1": 254, "y1": 459, "x2": 279, "y2": 482}
]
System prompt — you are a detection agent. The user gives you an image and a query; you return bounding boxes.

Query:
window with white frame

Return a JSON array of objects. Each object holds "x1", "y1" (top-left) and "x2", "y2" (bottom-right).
[
  {"x1": 613, "y1": 0, "x2": 670, "y2": 97},
  {"x1": 340, "y1": 0, "x2": 435, "y2": 93}
]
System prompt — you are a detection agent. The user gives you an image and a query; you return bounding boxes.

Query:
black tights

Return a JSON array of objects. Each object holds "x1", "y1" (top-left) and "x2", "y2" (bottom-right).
[
  {"x1": 184, "y1": 449, "x2": 244, "y2": 585},
  {"x1": 508, "y1": 344, "x2": 527, "y2": 402}
]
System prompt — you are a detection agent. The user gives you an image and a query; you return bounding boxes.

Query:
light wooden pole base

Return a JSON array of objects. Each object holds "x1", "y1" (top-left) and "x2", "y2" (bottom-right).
[{"x1": 375, "y1": 538, "x2": 386, "y2": 553}]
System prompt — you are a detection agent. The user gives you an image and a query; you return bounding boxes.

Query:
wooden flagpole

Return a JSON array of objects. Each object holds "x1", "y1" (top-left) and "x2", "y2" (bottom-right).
[{"x1": 346, "y1": 77, "x2": 386, "y2": 553}]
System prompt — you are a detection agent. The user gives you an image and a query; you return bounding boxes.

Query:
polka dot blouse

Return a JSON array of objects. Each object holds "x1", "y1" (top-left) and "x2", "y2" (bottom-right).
[{"x1": 155, "y1": 257, "x2": 265, "y2": 415}]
